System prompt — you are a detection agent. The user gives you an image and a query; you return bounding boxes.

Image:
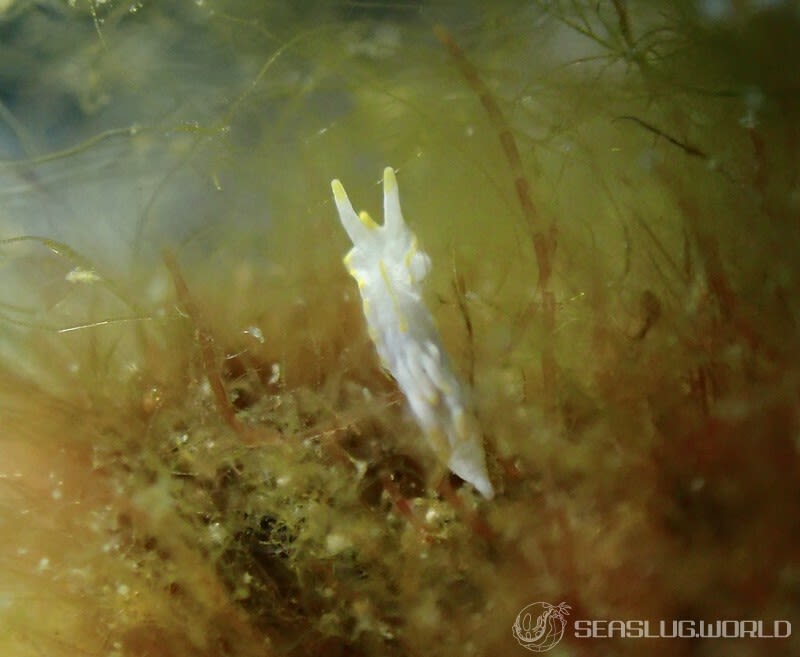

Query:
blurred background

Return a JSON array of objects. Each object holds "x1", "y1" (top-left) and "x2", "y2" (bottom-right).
[{"x1": 1, "y1": 2, "x2": 799, "y2": 656}]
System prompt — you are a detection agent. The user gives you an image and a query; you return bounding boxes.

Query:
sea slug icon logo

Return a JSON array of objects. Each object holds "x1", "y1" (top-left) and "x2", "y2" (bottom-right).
[{"x1": 513, "y1": 601, "x2": 571, "y2": 652}]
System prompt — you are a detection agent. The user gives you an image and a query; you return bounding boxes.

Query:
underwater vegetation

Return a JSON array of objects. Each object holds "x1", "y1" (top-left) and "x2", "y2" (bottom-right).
[{"x1": 1, "y1": 1, "x2": 799, "y2": 656}]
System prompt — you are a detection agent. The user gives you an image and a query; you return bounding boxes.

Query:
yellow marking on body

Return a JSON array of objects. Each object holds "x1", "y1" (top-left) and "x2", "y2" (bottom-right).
[
  {"x1": 426, "y1": 388, "x2": 441, "y2": 407},
  {"x1": 331, "y1": 179, "x2": 347, "y2": 201},
  {"x1": 383, "y1": 166, "x2": 397, "y2": 192},
  {"x1": 403, "y1": 237, "x2": 418, "y2": 270},
  {"x1": 358, "y1": 210, "x2": 379, "y2": 230},
  {"x1": 351, "y1": 270, "x2": 366, "y2": 288},
  {"x1": 426, "y1": 427, "x2": 451, "y2": 463},
  {"x1": 379, "y1": 259, "x2": 408, "y2": 333},
  {"x1": 454, "y1": 410, "x2": 467, "y2": 441}
]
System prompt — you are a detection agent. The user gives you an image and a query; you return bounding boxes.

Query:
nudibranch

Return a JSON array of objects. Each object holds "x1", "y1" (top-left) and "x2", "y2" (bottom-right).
[{"x1": 331, "y1": 167, "x2": 494, "y2": 499}]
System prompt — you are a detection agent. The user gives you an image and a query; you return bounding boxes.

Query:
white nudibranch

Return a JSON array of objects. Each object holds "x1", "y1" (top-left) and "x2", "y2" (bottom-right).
[{"x1": 331, "y1": 167, "x2": 494, "y2": 499}]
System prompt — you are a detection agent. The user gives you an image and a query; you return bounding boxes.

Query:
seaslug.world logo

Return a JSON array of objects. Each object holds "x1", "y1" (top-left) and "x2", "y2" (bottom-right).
[
  {"x1": 512, "y1": 601, "x2": 792, "y2": 651},
  {"x1": 512, "y1": 601, "x2": 572, "y2": 652}
]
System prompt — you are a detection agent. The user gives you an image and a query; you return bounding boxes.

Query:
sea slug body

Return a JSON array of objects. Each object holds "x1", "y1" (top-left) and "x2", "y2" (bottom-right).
[{"x1": 330, "y1": 167, "x2": 494, "y2": 499}]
